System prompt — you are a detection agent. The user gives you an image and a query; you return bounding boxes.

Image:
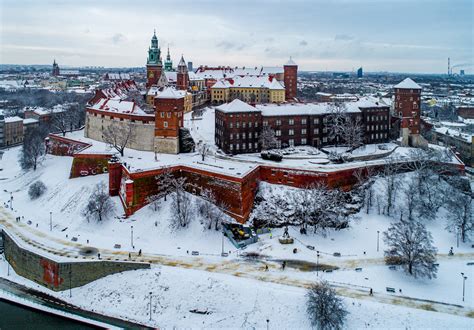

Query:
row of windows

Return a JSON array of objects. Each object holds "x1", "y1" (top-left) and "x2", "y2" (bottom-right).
[
  {"x1": 229, "y1": 121, "x2": 259, "y2": 129},
  {"x1": 230, "y1": 132, "x2": 259, "y2": 140},
  {"x1": 366, "y1": 124, "x2": 388, "y2": 131},
  {"x1": 367, "y1": 115, "x2": 388, "y2": 121},
  {"x1": 370, "y1": 133, "x2": 388, "y2": 140},
  {"x1": 229, "y1": 142, "x2": 259, "y2": 151}
]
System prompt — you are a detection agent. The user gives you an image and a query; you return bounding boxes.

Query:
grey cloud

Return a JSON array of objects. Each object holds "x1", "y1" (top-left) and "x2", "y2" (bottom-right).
[
  {"x1": 216, "y1": 41, "x2": 246, "y2": 51},
  {"x1": 112, "y1": 33, "x2": 126, "y2": 44},
  {"x1": 335, "y1": 34, "x2": 355, "y2": 41},
  {"x1": 299, "y1": 40, "x2": 308, "y2": 46}
]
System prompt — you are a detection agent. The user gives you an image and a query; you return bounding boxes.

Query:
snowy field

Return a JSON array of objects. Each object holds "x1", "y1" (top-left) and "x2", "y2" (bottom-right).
[{"x1": 0, "y1": 258, "x2": 472, "y2": 329}]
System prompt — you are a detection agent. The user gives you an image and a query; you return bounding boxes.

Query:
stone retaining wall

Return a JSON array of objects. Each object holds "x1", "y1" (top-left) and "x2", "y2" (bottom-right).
[{"x1": 1, "y1": 229, "x2": 150, "y2": 291}]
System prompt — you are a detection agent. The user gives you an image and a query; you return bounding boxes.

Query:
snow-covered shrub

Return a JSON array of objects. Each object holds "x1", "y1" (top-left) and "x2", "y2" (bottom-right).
[
  {"x1": 28, "y1": 180, "x2": 47, "y2": 200},
  {"x1": 306, "y1": 281, "x2": 348, "y2": 329}
]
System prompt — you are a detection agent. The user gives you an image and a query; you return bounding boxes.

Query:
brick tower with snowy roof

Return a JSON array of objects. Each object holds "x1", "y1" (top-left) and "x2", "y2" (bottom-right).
[
  {"x1": 284, "y1": 57, "x2": 298, "y2": 101},
  {"x1": 394, "y1": 78, "x2": 427, "y2": 147},
  {"x1": 153, "y1": 87, "x2": 185, "y2": 154},
  {"x1": 176, "y1": 55, "x2": 189, "y2": 91}
]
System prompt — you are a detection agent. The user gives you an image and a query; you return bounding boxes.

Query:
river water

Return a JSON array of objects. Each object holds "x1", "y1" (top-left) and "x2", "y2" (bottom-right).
[{"x1": 0, "y1": 299, "x2": 97, "y2": 329}]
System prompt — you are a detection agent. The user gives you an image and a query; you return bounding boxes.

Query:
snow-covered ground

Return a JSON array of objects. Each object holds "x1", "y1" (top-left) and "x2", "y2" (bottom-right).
[{"x1": 0, "y1": 258, "x2": 472, "y2": 329}]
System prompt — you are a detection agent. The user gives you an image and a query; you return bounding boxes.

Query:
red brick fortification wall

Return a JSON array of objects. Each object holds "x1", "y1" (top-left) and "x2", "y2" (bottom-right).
[
  {"x1": 113, "y1": 161, "x2": 465, "y2": 223},
  {"x1": 119, "y1": 165, "x2": 259, "y2": 223},
  {"x1": 70, "y1": 154, "x2": 113, "y2": 178},
  {"x1": 45, "y1": 134, "x2": 91, "y2": 156}
]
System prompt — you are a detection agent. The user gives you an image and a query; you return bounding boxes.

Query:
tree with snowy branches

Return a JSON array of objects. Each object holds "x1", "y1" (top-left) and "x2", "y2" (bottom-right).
[
  {"x1": 169, "y1": 177, "x2": 193, "y2": 230},
  {"x1": 383, "y1": 219, "x2": 438, "y2": 279},
  {"x1": 19, "y1": 126, "x2": 47, "y2": 171},
  {"x1": 306, "y1": 281, "x2": 348, "y2": 330},
  {"x1": 102, "y1": 120, "x2": 135, "y2": 156},
  {"x1": 258, "y1": 125, "x2": 278, "y2": 150},
  {"x1": 445, "y1": 187, "x2": 473, "y2": 243},
  {"x1": 83, "y1": 182, "x2": 114, "y2": 222}
]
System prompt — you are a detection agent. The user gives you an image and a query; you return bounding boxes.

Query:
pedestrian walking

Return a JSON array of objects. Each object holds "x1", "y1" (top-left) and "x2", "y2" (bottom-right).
[
  {"x1": 282, "y1": 261, "x2": 286, "y2": 270},
  {"x1": 369, "y1": 288, "x2": 373, "y2": 296},
  {"x1": 138, "y1": 249, "x2": 142, "y2": 256}
]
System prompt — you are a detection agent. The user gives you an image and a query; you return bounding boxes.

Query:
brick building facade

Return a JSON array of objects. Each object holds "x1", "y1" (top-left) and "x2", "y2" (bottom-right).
[
  {"x1": 394, "y1": 78, "x2": 427, "y2": 147},
  {"x1": 215, "y1": 98, "x2": 390, "y2": 154}
]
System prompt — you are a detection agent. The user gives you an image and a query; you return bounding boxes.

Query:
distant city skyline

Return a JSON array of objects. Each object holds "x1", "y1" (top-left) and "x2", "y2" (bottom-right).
[{"x1": 0, "y1": 0, "x2": 472, "y2": 74}]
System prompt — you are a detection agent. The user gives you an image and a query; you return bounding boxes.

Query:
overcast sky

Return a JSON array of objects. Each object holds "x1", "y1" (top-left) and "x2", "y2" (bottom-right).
[{"x1": 0, "y1": 0, "x2": 472, "y2": 73}]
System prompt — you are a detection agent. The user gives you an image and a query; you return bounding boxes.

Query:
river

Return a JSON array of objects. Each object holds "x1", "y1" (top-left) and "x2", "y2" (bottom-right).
[{"x1": 0, "y1": 299, "x2": 98, "y2": 329}]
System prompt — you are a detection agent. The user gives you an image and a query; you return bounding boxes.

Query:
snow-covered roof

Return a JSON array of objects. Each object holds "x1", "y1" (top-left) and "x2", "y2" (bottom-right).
[
  {"x1": 165, "y1": 71, "x2": 177, "y2": 83},
  {"x1": 216, "y1": 99, "x2": 261, "y2": 114},
  {"x1": 433, "y1": 126, "x2": 472, "y2": 143},
  {"x1": 23, "y1": 118, "x2": 39, "y2": 124},
  {"x1": 256, "y1": 97, "x2": 387, "y2": 117},
  {"x1": 106, "y1": 73, "x2": 131, "y2": 80},
  {"x1": 261, "y1": 66, "x2": 284, "y2": 74},
  {"x1": 156, "y1": 87, "x2": 186, "y2": 99},
  {"x1": 394, "y1": 78, "x2": 422, "y2": 90},
  {"x1": 90, "y1": 98, "x2": 146, "y2": 115},
  {"x1": 211, "y1": 75, "x2": 284, "y2": 90},
  {"x1": 4, "y1": 116, "x2": 23, "y2": 123}
]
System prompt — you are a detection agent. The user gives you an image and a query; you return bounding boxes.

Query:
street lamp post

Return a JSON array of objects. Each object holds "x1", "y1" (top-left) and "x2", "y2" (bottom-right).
[
  {"x1": 10, "y1": 193, "x2": 13, "y2": 210},
  {"x1": 266, "y1": 319, "x2": 269, "y2": 330},
  {"x1": 377, "y1": 231, "x2": 380, "y2": 252},
  {"x1": 149, "y1": 291, "x2": 153, "y2": 321},
  {"x1": 457, "y1": 228, "x2": 460, "y2": 248},
  {"x1": 69, "y1": 269, "x2": 72, "y2": 298},
  {"x1": 221, "y1": 230, "x2": 225, "y2": 256},
  {"x1": 317, "y1": 251, "x2": 320, "y2": 277},
  {"x1": 131, "y1": 225, "x2": 134, "y2": 249},
  {"x1": 50, "y1": 212, "x2": 52, "y2": 231},
  {"x1": 461, "y1": 273, "x2": 468, "y2": 302}
]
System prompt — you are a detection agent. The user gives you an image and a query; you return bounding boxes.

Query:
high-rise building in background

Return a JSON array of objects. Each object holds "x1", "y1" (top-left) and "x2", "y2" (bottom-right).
[
  {"x1": 187, "y1": 62, "x2": 193, "y2": 72},
  {"x1": 357, "y1": 67, "x2": 363, "y2": 78}
]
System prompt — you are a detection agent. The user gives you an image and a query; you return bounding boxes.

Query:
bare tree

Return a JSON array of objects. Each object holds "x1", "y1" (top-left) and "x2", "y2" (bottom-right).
[
  {"x1": 326, "y1": 102, "x2": 347, "y2": 148},
  {"x1": 102, "y1": 120, "x2": 135, "y2": 156},
  {"x1": 157, "y1": 166, "x2": 174, "y2": 202},
  {"x1": 83, "y1": 182, "x2": 114, "y2": 222},
  {"x1": 259, "y1": 126, "x2": 278, "y2": 150},
  {"x1": 169, "y1": 177, "x2": 193, "y2": 230},
  {"x1": 50, "y1": 111, "x2": 71, "y2": 136},
  {"x1": 19, "y1": 126, "x2": 47, "y2": 171},
  {"x1": 341, "y1": 115, "x2": 364, "y2": 151},
  {"x1": 379, "y1": 158, "x2": 402, "y2": 216},
  {"x1": 198, "y1": 189, "x2": 228, "y2": 231},
  {"x1": 445, "y1": 188, "x2": 473, "y2": 243},
  {"x1": 383, "y1": 219, "x2": 438, "y2": 279},
  {"x1": 403, "y1": 179, "x2": 419, "y2": 221},
  {"x1": 306, "y1": 281, "x2": 348, "y2": 330},
  {"x1": 198, "y1": 142, "x2": 210, "y2": 162}
]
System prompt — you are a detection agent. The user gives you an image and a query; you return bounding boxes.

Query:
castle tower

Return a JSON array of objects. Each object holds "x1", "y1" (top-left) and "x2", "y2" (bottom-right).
[
  {"x1": 394, "y1": 78, "x2": 426, "y2": 147},
  {"x1": 146, "y1": 30, "x2": 163, "y2": 88},
  {"x1": 154, "y1": 88, "x2": 185, "y2": 154},
  {"x1": 52, "y1": 59, "x2": 60, "y2": 76},
  {"x1": 164, "y1": 46, "x2": 173, "y2": 72},
  {"x1": 283, "y1": 57, "x2": 298, "y2": 101},
  {"x1": 176, "y1": 55, "x2": 189, "y2": 91}
]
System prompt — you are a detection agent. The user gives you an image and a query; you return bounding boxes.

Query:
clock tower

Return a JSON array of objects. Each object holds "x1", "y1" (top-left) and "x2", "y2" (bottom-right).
[{"x1": 146, "y1": 30, "x2": 163, "y2": 88}]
